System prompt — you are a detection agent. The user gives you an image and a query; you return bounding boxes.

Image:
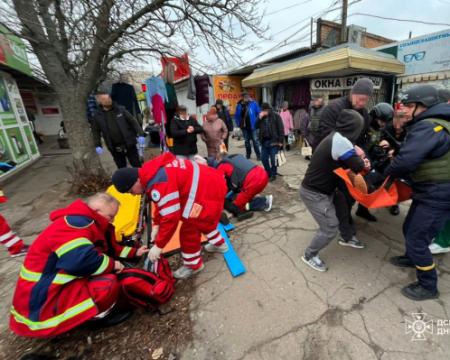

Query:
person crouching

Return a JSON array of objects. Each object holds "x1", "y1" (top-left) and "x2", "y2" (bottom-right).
[{"x1": 112, "y1": 152, "x2": 228, "y2": 280}]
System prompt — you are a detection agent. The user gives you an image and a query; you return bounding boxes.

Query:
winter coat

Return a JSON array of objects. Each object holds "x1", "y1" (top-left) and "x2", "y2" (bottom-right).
[
  {"x1": 384, "y1": 103, "x2": 450, "y2": 209},
  {"x1": 279, "y1": 110, "x2": 294, "y2": 136},
  {"x1": 91, "y1": 103, "x2": 144, "y2": 151},
  {"x1": 317, "y1": 96, "x2": 370, "y2": 148},
  {"x1": 201, "y1": 116, "x2": 228, "y2": 157},
  {"x1": 234, "y1": 100, "x2": 260, "y2": 130},
  {"x1": 138, "y1": 153, "x2": 227, "y2": 248},
  {"x1": 10, "y1": 200, "x2": 138, "y2": 337},
  {"x1": 256, "y1": 111, "x2": 284, "y2": 145},
  {"x1": 217, "y1": 107, "x2": 234, "y2": 132},
  {"x1": 170, "y1": 115, "x2": 204, "y2": 156}
]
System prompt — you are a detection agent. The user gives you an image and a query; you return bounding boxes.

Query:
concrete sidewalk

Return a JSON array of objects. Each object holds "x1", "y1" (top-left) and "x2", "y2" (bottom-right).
[{"x1": 181, "y1": 145, "x2": 450, "y2": 360}]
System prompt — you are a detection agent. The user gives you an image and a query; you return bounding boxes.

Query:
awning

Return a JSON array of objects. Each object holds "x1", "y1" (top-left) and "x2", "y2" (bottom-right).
[
  {"x1": 396, "y1": 71, "x2": 450, "y2": 85},
  {"x1": 242, "y1": 45, "x2": 405, "y2": 87}
]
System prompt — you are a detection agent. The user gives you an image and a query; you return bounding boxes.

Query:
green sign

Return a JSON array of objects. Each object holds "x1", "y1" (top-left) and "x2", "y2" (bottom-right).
[
  {"x1": 0, "y1": 24, "x2": 31, "y2": 75},
  {"x1": 5, "y1": 127, "x2": 29, "y2": 164},
  {"x1": 23, "y1": 125, "x2": 38, "y2": 155}
]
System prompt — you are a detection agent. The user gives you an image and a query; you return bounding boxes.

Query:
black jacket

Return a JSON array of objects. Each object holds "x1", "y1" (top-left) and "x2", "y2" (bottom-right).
[
  {"x1": 256, "y1": 111, "x2": 284, "y2": 145},
  {"x1": 318, "y1": 96, "x2": 370, "y2": 148},
  {"x1": 217, "y1": 107, "x2": 234, "y2": 132},
  {"x1": 170, "y1": 115, "x2": 204, "y2": 156},
  {"x1": 384, "y1": 103, "x2": 450, "y2": 208},
  {"x1": 91, "y1": 103, "x2": 144, "y2": 151}
]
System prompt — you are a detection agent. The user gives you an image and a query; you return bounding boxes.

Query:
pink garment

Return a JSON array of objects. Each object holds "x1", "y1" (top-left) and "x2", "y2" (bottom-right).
[
  {"x1": 279, "y1": 110, "x2": 294, "y2": 136},
  {"x1": 151, "y1": 94, "x2": 167, "y2": 124},
  {"x1": 201, "y1": 117, "x2": 228, "y2": 157}
]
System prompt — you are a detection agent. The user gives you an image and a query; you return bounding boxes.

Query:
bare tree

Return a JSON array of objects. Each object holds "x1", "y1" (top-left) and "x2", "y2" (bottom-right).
[{"x1": 0, "y1": 0, "x2": 264, "y2": 188}]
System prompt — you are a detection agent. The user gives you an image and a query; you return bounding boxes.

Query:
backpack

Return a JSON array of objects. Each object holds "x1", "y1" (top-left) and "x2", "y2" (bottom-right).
[{"x1": 118, "y1": 258, "x2": 175, "y2": 309}]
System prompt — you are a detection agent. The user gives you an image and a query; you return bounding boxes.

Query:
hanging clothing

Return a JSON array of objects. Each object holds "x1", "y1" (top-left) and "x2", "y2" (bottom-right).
[
  {"x1": 86, "y1": 94, "x2": 98, "y2": 123},
  {"x1": 111, "y1": 82, "x2": 141, "y2": 117},
  {"x1": 145, "y1": 76, "x2": 168, "y2": 107},
  {"x1": 187, "y1": 73, "x2": 196, "y2": 100},
  {"x1": 151, "y1": 94, "x2": 167, "y2": 125},
  {"x1": 194, "y1": 75, "x2": 211, "y2": 107},
  {"x1": 165, "y1": 83, "x2": 178, "y2": 111}
]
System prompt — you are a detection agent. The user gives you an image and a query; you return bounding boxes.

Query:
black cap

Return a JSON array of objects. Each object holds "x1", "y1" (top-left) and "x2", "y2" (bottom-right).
[
  {"x1": 336, "y1": 109, "x2": 364, "y2": 143},
  {"x1": 215, "y1": 99, "x2": 224, "y2": 106},
  {"x1": 261, "y1": 102, "x2": 272, "y2": 110},
  {"x1": 112, "y1": 168, "x2": 139, "y2": 193}
]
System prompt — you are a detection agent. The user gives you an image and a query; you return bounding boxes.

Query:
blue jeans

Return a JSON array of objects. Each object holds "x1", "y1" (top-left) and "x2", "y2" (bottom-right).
[
  {"x1": 261, "y1": 140, "x2": 278, "y2": 178},
  {"x1": 242, "y1": 128, "x2": 261, "y2": 159}
]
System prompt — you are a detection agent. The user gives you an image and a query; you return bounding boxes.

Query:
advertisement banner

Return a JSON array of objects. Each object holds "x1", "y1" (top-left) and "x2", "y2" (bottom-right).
[
  {"x1": 5, "y1": 127, "x2": 29, "y2": 164},
  {"x1": 0, "y1": 24, "x2": 31, "y2": 75},
  {"x1": 397, "y1": 30, "x2": 450, "y2": 76},
  {"x1": 212, "y1": 76, "x2": 244, "y2": 114}
]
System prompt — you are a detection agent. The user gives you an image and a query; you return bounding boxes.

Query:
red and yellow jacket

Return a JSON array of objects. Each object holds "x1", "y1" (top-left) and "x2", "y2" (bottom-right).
[
  {"x1": 139, "y1": 153, "x2": 227, "y2": 248},
  {"x1": 10, "y1": 199, "x2": 137, "y2": 338}
]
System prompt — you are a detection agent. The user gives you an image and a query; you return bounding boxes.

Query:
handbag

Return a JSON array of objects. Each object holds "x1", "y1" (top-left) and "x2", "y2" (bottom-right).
[
  {"x1": 287, "y1": 132, "x2": 296, "y2": 145},
  {"x1": 301, "y1": 139, "x2": 312, "y2": 157},
  {"x1": 276, "y1": 149, "x2": 287, "y2": 167}
]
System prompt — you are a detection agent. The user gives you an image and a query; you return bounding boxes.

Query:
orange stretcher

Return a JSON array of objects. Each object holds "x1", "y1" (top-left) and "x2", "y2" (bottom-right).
[
  {"x1": 334, "y1": 168, "x2": 412, "y2": 209},
  {"x1": 107, "y1": 185, "x2": 205, "y2": 254}
]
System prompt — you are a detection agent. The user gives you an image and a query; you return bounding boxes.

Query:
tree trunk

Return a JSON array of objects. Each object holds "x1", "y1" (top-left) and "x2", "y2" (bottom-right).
[{"x1": 56, "y1": 85, "x2": 108, "y2": 184}]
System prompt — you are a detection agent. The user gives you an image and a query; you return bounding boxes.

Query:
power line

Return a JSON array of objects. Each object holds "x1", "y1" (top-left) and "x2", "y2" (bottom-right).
[
  {"x1": 269, "y1": 0, "x2": 314, "y2": 16},
  {"x1": 348, "y1": 13, "x2": 450, "y2": 27}
]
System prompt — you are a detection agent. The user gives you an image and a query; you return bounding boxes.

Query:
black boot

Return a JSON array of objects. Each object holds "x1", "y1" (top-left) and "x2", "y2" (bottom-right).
[
  {"x1": 389, "y1": 205, "x2": 400, "y2": 216},
  {"x1": 401, "y1": 282, "x2": 439, "y2": 301},
  {"x1": 390, "y1": 255, "x2": 415, "y2": 268},
  {"x1": 355, "y1": 204, "x2": 377, "y2": 222},
  {"x1": 226, "y1": 201, "x2": 254, "y2": 221},
  {"x1": 89, "y1": 308, "x2": 134, "y2": 329}
]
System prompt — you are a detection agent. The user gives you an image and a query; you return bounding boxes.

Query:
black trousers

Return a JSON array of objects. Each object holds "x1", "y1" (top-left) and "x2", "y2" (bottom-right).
[{"x1": 110, "y1": 145, "x2": 141, "y2": 169}]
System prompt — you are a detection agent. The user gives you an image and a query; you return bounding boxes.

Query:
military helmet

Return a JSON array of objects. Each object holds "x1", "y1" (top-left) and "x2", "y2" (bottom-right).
[{"x1": 399, "y1": 85, "x2": 440, "y2": 108}]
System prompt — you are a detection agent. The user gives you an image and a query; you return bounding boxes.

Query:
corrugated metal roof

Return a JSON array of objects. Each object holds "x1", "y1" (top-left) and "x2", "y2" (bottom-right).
[{"x1": 242, "y1": 45, "x2": 404, "y2": 87}]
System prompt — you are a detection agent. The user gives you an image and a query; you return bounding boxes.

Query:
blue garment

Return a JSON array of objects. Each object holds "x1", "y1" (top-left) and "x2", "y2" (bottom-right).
[
  {"x1": 86, "y1": 94, "x2": 98, "y2": 123},
  {"x1": 384, "y1": 103, "x2": 450, "y2": 209},
  {"x1": 242, "y1": 128, "x2": 261, "y2": 159},
  {"x1": 145, "y1": 76, "x2": 168, "y2": 106},
  {"x1": 261, "y1": 140, "x2": 278, "y2": 178},
  {"x1": 235, "y1": 100, "x2": 260, "y2": 130},
  {"x1": 403, "y1": 200, "x2": 450, "y2": 292}
]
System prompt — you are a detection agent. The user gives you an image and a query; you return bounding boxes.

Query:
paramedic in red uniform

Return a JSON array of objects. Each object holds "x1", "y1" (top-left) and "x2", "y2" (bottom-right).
[
  {"x1": 112, "y1": 152, "x2": 228, "y2": 280},
  {"x1": 10, "y1": 193, "x2": 149, "y2": 338},
  {"x1": 207, "y1": 153, "x2": 273, "y2": 220}
]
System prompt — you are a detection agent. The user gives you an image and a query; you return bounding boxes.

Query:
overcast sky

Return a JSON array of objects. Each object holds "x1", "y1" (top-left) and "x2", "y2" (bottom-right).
[{"x1": 139, "y1": 0, "x2": 450, "y2": 75}]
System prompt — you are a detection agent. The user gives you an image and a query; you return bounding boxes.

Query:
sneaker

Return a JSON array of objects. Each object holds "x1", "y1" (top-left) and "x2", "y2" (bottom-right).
[
  {"x1": 10, "y1": 244, "x2": 29, "y2": 258},
  {"x1": 338, "y1": 236, "x2": 364, "y2": 249},
  {"x1": 204, "y1": 242, "x2": 228, "y2": 254},
  {"x1": 173, "y1": 264, "x2": 205, "y2": 280},
  {"x1": 401, "y1": 282, "x2": 439, "y2": 301},
  {"x1": 389, "y1": 205, "x2": 400, "y2": 216},
  {"x1": 264, "y1": 195, "x2": 273, "y2": 212},
  {"x1": 429, "y1": 243, "x2": 450, "y2": 255},
  {"x1": 236, "y1": 211, "x2": 254, "y2": 221},
  {"x1": 301, "y1": 254, "x2": 327, "y2": 272}
]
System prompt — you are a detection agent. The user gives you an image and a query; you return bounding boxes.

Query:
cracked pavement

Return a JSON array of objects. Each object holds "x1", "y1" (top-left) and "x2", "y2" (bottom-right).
[{"x1": 181, "y1": 148, "x2": 450, "y2": 360}]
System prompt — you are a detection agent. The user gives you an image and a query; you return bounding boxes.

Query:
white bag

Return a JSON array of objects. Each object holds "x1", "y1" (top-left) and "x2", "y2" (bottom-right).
[
  {"x1": 287, "y1": 132, "x2": 296, "y2": 145},
  {"x1": 301, "y1": 139, "x2": 312, "y2": 157},
  {"x1": 276, "y1": 150, "x2": 287, "y2": 167}
]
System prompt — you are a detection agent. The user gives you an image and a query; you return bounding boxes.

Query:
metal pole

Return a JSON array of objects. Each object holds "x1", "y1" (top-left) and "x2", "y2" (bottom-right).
[
  {"x1": 310, "y1": 17, "x2": 314, "y2": 48},
  {"x1": 341, "y1": 0, "x2": 348, "y2": 44}
]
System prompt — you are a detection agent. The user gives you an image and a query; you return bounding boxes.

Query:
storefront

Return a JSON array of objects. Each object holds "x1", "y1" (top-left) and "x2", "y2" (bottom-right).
[
  {"x1": 0, "y1": 24, "x2": 41, "y2": 177},
  {"x1": 375, "y1": 28, "x2": 450, "y2": 93},
  {"x1": 242, "y1": 45, "x2": 404, "y2": 109}
]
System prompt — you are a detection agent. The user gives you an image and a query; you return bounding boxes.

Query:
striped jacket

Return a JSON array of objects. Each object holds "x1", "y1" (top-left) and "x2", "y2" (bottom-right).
[{"x1": 10, "y1": 199, "x2": 137, "y2": 337}]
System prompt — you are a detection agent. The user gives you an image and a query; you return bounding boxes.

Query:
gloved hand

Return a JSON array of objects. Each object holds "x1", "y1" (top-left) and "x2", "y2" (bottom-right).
[
  {"x1": 150, "y1": 225, "x2": 160, "y2": 243},
  {"x1": 95, "y1": 147, "x2": 104, "y2": 155},
  {"x1": 138, "y1": 136, "x2": 146, "y2": 145},
  {"x1": 148, "y1": 245, "x2": 162, "y2": 262}
]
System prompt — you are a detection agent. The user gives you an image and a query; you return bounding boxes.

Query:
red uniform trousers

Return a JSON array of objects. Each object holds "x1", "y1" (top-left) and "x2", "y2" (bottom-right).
[
  {"x1": 234, "y1": 167, "x2": 269, "y2": 210},
  {"x1": 0, "y1": 213, "x2": 24, "y2": 255},
  {"x1": 87, "y1": 274, "x2": 120, "y2": 316}
]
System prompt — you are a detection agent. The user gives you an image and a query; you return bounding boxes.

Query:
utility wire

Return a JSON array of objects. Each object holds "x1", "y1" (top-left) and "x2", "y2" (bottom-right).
[{"x1": 348, "y1": 13, "x2": 450, "y2": 27}]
